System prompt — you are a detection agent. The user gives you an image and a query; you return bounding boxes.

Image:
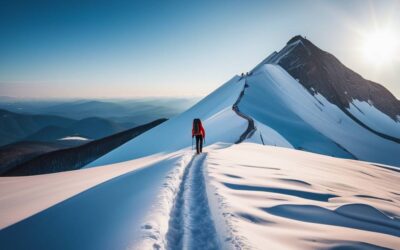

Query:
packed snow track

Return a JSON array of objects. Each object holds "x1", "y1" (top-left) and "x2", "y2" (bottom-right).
[{"x1": 166, "y1": 153, "x2": 220, "y2": 250}]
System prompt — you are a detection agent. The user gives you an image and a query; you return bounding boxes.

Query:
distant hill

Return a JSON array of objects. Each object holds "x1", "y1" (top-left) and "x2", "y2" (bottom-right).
[
  {"x1": 0, "y1": 140, "x2": 87, "y2": 174},
  {"x1": 3, "y1": 119, "x2": 166, "y2": 176},
  {"x1": 24, "y1": 117, "x2": 131, "y2": 142},
  {"x1": 0, "y1": 109, "x2": 75, "y2": 146}
]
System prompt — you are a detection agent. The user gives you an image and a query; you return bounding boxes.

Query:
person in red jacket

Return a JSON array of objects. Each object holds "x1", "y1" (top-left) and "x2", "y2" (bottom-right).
[{"x1": 192, "y1": 118, "x2": 205, "y2": 154}]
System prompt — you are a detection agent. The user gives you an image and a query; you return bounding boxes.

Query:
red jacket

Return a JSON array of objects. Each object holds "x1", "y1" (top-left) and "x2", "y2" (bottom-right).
[{"x1": 192, "y1": 121, "x2": 205, "y2": 138}]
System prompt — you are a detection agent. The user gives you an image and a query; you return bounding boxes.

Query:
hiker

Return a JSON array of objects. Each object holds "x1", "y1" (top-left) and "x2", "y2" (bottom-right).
[{"x1": 192, "y1": 118, "x2": 205, "y2": 154}]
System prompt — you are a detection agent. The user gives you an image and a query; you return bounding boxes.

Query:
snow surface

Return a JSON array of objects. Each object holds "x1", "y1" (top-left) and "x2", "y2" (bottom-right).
[
  {"x1": 2, "y1": 143, "x2": 399, "y2": 250},
  {"x1": 0, "y1": 151, "x2": 186, "y2": 249},
  {"x1": 0, "y1": 153, "x2": 174, "y2": 229},
  {"x1": 205, "y1": 143, "x2": 400, "y2": 250},
  {"x1": 245, "y1": 120, "x2": 293, "y2": 148}
]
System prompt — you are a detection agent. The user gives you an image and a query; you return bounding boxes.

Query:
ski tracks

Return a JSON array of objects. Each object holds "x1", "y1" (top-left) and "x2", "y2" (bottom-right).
[{"x1": 166, "y1": 153, "x2": 220, "y2": 250}]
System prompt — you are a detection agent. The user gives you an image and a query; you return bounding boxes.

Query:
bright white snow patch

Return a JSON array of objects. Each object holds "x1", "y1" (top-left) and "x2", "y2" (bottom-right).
[
  {"x1": 205, "y1": 143, "x2": 400, "y2": 250},
  {"x1": 58, "y1": 136, "x2": 89, "y2": 141}
]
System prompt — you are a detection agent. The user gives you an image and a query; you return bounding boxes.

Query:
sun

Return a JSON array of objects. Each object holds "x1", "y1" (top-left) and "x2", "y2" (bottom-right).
[{"x1": 362, "y1": 30, "x2": 399, "y2": 65}]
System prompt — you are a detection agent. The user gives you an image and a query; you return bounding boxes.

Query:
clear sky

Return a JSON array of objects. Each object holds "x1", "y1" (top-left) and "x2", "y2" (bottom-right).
[{"x1": 0, "y1": 0, "x2": 399, "y2": 98}]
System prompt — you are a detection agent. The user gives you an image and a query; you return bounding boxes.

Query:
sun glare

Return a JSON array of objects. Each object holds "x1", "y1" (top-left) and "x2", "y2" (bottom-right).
[{"x1": 362, "y1": 30, "x2": 399, "y2": 65}]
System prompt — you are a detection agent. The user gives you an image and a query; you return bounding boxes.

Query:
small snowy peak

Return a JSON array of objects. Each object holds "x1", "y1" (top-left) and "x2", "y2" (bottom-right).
[{"x1": 205, "y1": 143, "x2": 400, "y2": 250}]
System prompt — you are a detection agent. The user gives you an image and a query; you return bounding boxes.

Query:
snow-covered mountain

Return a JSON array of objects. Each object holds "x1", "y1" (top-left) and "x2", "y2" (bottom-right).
[
  {"x1": 88, "y1": 36, "x2": 400, "y2": 167},
  {"x1": 256, "y1": 35, "x2": 400, "y2": 123},
  {"x1": 1, "y1": 36, "x2": 399, "y2": 250}
]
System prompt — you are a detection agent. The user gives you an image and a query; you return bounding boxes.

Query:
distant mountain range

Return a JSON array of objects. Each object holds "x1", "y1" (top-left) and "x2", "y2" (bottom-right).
[{"x1": 0, "y1": 98, "x2": 198, "y2": 123}]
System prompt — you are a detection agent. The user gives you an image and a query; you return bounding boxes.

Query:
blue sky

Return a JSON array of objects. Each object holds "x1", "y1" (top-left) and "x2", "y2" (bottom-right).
[{"x1": 0, "y1": 0, "x2": 399, "y2": 98}]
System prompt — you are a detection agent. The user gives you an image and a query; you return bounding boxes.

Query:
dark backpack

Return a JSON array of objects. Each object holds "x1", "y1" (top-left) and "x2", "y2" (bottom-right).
[{"x1": 193, "y1": 118, "x2": 201, "y2": 135}]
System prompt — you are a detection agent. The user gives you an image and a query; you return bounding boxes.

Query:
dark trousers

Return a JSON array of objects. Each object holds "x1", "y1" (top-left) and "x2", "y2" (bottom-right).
[{"x1": 195, "y1": 135, "x2": 203, "y2": 154}]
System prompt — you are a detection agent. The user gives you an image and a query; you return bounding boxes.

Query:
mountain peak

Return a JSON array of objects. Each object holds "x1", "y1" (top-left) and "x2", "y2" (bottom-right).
[
  {"x1": 286, "y1": 35, "x2": 306, "y2": 45},
  {"x1": 254, "y1": 36, "x2": 400, "y2": 121}
]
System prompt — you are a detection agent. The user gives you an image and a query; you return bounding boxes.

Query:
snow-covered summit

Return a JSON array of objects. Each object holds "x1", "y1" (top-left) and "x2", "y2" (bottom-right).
[{"x1": 259, "y1": 35, "x2": 400, "y2": 126}]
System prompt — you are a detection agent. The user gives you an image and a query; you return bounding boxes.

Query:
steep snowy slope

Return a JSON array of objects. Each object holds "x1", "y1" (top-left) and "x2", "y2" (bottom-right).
[
  {"x1": 239, "y1": 64, "x2": 400, "y2": 166},
  {"x1": 86, "y1": 76, "x2": 249, "y2": 167}
]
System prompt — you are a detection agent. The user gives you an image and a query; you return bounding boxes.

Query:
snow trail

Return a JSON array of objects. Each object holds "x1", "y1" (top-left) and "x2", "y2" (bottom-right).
[
  {"x1": 166, "y1": 153, "x2": 220, "y2": 250},
  {"x1": 233, "y1": 78, "x2": 256, "y2": 143}
]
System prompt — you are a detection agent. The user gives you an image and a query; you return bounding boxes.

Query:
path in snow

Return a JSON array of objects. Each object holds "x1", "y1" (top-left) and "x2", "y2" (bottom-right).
[
  {"x1": 233, "y1": 78, "x2": 256, "y2": 143},
  {"x1": 166, "y1": 153, "x2": 220, "y2": 250}
]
